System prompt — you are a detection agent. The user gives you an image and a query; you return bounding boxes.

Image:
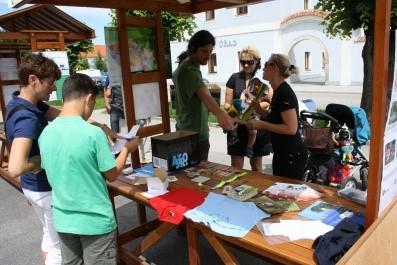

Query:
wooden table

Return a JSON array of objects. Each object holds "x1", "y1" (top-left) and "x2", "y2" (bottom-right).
[{"x1": 107, "y1": 162, "x2": 364, "y2": 265}]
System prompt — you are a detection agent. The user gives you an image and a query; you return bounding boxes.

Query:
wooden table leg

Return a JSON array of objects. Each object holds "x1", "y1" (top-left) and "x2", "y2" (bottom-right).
[
  {"x1": 137, "y1": 203, "x2": 147, "y2": 224},
  {"x1": 187, "y1": 222, "x2": 200, "y2": 265},
  {"x1": 202, "y1": 230, "x2": 239, "y2": 265}
]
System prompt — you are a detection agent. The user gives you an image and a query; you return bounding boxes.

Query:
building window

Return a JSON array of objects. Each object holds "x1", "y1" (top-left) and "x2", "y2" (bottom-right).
[
  {"x1": 205, "y1": 10, "x2": 215, "y2": 21},
  {"x1": 304, "y1": 0, "x2": 309, "y2": 10},
  {"x1": 236, "y1": 6, "x2": 248, "y2": 15},
  {"x1": 305, "y1": 51, "x2": 311, "y2": 71},
  {"x1": 208, "y1": 53, "x2": 217, "y2": 73},
  {"x1": 322, "y1": 52, "x2": 325, "y2": 69}
]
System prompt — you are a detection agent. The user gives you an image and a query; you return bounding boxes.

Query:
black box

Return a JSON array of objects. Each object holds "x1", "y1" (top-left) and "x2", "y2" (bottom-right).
[{"x1": 151, "y1": 131, "x2": 200, "y2": 171}]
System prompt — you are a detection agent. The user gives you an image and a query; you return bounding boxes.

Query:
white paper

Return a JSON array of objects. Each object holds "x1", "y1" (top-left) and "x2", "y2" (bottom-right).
[
  {"x1": 110, "y1": 125, "x2": 140, "y2": 154},
  {"x1": 40, "y1": 51, "x2": 69, "y2": 76},
  {"x1": 2, "y1": 85, "x2": 20, "y2": 106},
  {"x1": 0, "y1": 58, "x2": 18, "y2": 80},
  {"x1": 191, "y1": 176, "x2": 210, "y2": 183},
  {"x1": 140, "y1": 191, "x2": 168, "y2": 198},
  {"x1": 132, "y1": 82, "x2": 161, "y2": 120},
  {"x1": 260, "y1": 219, "x2": 333, "y2": 241},
  {"x1": 121, "y1": 124, "x2": 140, "y2": 139},
  {"x1": 147, "y1": 177, "x2": 169, "y2": 196}
]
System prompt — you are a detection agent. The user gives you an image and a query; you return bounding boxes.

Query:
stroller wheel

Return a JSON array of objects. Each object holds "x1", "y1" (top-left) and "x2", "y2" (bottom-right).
[
  {"x1": 341, "y1": 177, "x2": 358, "y2": 190},
  {"x1": 360, "y1": 167, "x2": 369, "y2": 191}
]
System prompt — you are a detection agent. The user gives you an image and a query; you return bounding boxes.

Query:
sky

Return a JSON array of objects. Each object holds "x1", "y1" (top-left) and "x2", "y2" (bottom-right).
[{"x1": 0, "y1": 0, "x2": 112, "y2": 44}]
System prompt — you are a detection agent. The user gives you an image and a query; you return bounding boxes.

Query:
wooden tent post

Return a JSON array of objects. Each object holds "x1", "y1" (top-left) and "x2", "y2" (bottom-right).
[
  {"x1": 116, "y1": 9, "x2": 140, "y2": 166},
  {"x1": 154, "y1": 11, "x2": 170, "y2": 134},
  {"x1": 115, "y1": 9, "x2": 171, "y2": 167},
  {"x1": 366, "y1": 0, "x2": 392, "y2": 227}
]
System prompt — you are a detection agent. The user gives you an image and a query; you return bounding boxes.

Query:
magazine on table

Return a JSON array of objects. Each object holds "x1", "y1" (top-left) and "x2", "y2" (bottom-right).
[
  {"x1": 252, "y1": 195, "x2": 300, "y2": 214},
  {"x1": 337, "y1": 187, "x2": 367, "y2": 205},
  {"x1": 298, "y1": 200, "x2": 356, "y2": 226}
]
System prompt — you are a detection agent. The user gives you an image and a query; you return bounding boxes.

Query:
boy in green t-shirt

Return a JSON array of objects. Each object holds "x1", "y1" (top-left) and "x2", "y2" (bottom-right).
[{"x1": 39, "y1": 73, "x2": 139, "y2": 264}]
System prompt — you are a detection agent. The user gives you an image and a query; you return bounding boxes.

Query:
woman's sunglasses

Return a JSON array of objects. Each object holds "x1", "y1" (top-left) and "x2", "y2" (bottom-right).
[
  {"x1": 240, "y1": 59, "x2": 256, "y2": 66},
  {"x1": 265, "y1": 61, "x2": 275, "y2": 68}
]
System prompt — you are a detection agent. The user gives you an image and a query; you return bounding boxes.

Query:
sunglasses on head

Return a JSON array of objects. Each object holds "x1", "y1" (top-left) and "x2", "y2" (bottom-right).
[
  {"x1": 265, "y1": 61, "x2": 275, "y2": 68},
  {"x1": 240, "y1": 59, "x2": 256, "y2": 66}
]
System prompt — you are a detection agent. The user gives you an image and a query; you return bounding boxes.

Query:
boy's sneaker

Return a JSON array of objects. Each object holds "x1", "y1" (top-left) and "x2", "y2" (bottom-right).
[{"x1": 245, "y1": 146, "x2": 254, "y2": 158}]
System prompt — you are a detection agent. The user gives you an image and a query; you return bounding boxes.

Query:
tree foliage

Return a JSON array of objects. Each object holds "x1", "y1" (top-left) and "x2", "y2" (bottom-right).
[
  {"x1": 74, "y1": 55, "x2": 90, "y2": 71},
  {"x1": 95, "y1": 51, "x2": 107, "y2": 72},
  {"x1": 315, "y1": 0, "x2": 397, "y2": 121},
  {"x1": 67, "y1": 39, "x2": 94, "y2": 73},
  {"x1": 109, "y1": 9, "x2": 196, "y2": 41}
]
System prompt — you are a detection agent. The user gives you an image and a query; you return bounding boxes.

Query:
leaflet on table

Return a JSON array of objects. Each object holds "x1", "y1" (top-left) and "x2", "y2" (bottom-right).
[
  {"x1": 110, "y1": 125, "x2": 140, "y2": 154},
  {"x1": 263, "y1": 182, "x2": 323, "y2": 201},
  {"x1": 124, "y1": 163, "x2": 155, "y2": 180}
]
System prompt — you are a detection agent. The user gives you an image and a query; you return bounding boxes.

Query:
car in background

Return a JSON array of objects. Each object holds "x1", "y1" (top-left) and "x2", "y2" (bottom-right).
[{"x1": 76, "y1": 69, "x2": 105, "y2": 90}]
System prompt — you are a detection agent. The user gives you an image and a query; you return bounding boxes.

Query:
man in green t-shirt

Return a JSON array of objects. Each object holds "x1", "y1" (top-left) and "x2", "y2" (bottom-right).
[
  {"x1": 173, "y1": 30, "x2": 234, "y2": 161},
  {"x1": 39, "y1": 73, "x2": 139, "y2": 264}
]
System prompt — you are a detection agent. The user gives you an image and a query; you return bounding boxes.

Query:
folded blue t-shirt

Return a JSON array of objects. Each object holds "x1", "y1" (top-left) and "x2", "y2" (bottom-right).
[{"x1": 184, "y1": 192, "x2": 269, "y2": 237}]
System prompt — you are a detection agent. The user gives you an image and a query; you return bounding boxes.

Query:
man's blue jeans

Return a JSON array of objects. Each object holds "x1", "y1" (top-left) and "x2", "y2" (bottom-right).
[{"x1": 110, "y1": 108, "x2": 124, "y2": 133}]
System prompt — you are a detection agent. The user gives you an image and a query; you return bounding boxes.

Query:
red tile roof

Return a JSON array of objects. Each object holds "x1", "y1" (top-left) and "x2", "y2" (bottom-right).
[{"x1": 85, "y1": 45, "x2": 106, "y2": 58}]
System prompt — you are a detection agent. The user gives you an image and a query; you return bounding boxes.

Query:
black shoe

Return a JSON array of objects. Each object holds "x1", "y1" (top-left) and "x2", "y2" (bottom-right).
[{"x1": 246, "y1": 146, "x2": 254, "y2": 158}]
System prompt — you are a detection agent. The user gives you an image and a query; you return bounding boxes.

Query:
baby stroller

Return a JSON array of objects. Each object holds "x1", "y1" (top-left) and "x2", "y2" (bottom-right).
[{"x1": 300, "y1": 103, "x2": 370, "y2": 190}]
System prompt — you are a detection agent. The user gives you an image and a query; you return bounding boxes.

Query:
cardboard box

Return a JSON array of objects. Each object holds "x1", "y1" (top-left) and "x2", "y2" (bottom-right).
[{"x1": 151, "y1": 131, "x2": 200, "y2": 171}]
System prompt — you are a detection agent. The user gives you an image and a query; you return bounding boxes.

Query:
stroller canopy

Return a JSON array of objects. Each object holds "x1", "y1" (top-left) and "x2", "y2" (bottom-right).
[{"x1": 325, "y1": 104, "x2": 370, "y2": 146}]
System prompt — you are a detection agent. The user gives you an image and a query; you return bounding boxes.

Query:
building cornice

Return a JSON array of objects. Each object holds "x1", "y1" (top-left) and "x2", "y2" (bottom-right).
[{"x1": 280, "y1": 9, "x2": 327, "y2": 29}]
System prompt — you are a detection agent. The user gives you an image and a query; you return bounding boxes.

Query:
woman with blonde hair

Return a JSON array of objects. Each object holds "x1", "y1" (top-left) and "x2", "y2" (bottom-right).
[
  {"x1": 248, "y1": 53, "x2": 307, "y2": 179},
  {"x1": 224, "y1": 45, "x2": 272, "y2": 172}
]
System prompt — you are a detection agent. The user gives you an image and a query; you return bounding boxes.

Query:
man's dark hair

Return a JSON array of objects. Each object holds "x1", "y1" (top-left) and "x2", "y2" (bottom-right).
[
  {"x1": 18, "y1": 53, "x2": 61, "y2": 86},
  {"x1": 62, "y1": 73, "x2": 98, "y2": 102},
  {"x1": 187, "y1": 30, "x2": 215, "y2": 53},
  {"x1": 176, "y1": 51, "x2": 189, "y2": 64}
]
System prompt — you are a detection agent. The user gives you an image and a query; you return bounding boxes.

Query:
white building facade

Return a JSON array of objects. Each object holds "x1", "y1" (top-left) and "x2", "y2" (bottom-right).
[{"x1": 170, "y1": 0, "x2": 364, "y2": 86}]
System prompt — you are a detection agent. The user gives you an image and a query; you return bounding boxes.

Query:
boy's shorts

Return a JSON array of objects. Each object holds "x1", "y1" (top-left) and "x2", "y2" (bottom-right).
[{"x1": 58, "y1": 230, "x2": 117, "y2": 265}]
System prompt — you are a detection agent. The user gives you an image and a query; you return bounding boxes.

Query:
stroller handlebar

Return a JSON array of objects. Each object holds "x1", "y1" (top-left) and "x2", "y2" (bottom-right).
[{"x1": 300, "y1": 110, "x2": 340, "y2": 128}]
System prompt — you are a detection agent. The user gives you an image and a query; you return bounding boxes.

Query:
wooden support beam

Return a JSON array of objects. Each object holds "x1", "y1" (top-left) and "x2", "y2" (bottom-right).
[
  {"x1": 0, "y1": 32, "x2": 92, "y2": 42},
  {"x1": 29, "y1": 32, "x2": 38, "y2": 51},
  {"x1": 125, "y1": 16, "x2": 156, "y2": 28},
  {"x1": 0, "y1": 80, "x2": 20, "y2": 86},
  {"x1": 36, "y1": 42, "x2": 62, "y2": 50},
  {"x1": 131, "y1": 222, "x2": 176, "y2": 256},
  {"x1": 366, "y1": 0, "x2": 392, "y2": 227},
  {"x1": 16, "y1": 0, "x2": 192, "y2": 13},
  {"x1": 202, "y1": 229, "x2": 239, "y2": 265},
  {"x1": 137, "y1": 123, "x2": 164, "y2": 138},
  {"x1": 187, "y1": 223, "x2": 200, "y2": 265},
  {"x1": 131, "y1": 71, "x2": 160, "y2": 84},
  {"x1": 118, "y1": 219, "x2": 161, "y2": 245},
  {"x1": 58, "y1": 33, "x2": 65, "y2": 51}
]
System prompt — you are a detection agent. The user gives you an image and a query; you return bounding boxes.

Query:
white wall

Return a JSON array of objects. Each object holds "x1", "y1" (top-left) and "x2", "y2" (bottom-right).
[{"x1": 170, "y1": 0, "x2": 364, "y2": 86}]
